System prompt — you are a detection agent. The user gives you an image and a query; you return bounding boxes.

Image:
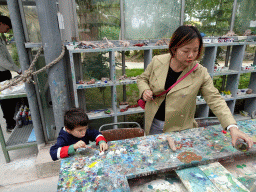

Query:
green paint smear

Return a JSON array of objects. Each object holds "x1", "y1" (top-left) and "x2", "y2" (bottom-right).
[
  {"x1": 226, "y1": 173, "x2": 248, "y2": 192},
  {"x1": 236, "y1": 165, "x2": 244, "y2": 169},
  {"x1": 132, "y1": 145, "x2": 138, "y2": 149},
  {"x1": 148, "y1": 185, "x2": 153, "y2": 189},
  {"x1": 239, "y1": 177, "x2": 247, "y2": 182},
  {"x1": 97, "y1": 168, "x2": 103, "y2": 176},
  {"x1": 242, "y1": 164, "x2": 246, "y2": 167}
]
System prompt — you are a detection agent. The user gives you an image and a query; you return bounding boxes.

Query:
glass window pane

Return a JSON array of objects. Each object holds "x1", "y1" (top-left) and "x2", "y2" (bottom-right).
[
  {"x1": 124, "y1": 0, "x2": 181, "y2": 40},
  {"x1": 76, "y1": 0, "x2": 120, "y2": 41},
  {"x1": 22, "y1": 0, "x2": 41, "y2": 43},
  {"x1": 234, "y1": 0, "x2": 256, "y2": 35},
  {"x1": 184, "y1": 0, "x2": 234, "y2": 36}
]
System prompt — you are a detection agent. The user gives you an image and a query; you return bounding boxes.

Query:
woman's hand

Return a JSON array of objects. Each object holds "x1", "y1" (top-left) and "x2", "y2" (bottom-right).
[
  {"x1": 143, "y1": 89, "x2": 153, "y2": 101},
  {"x1": 229, "y1": 127, "x2": 254, "y2": 149}
]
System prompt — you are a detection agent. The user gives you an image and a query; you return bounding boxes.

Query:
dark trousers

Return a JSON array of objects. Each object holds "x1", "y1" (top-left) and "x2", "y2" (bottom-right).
[{"x1": 0, "y1": 70, "x2": 17, "y2": 124}]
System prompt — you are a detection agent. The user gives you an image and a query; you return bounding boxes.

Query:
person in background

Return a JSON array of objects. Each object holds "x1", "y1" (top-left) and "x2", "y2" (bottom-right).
[
  {"x1": 137, "y1": 25, "x2": 253, "y2": 149},
  {"x1": 50, "y1": 107, "x2": 108, "y2": 161},
  {"x1": 0, "y1": 15, "x2": 21, "y2": 132}
]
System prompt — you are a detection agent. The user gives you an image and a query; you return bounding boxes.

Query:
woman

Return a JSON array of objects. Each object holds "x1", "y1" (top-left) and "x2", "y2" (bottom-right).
[{"x1": 137, "y1": 25, "x2": 253, "y2": 148}]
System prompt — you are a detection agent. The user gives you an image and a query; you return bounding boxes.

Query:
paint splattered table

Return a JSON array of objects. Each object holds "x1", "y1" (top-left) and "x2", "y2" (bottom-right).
[{"x1": 57, "y1": 119, "x2": 256, "y2": 191}]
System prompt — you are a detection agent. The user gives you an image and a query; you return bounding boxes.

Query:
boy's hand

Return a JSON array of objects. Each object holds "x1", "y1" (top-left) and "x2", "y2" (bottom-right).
[
  {"x1": 74, "y1": 140, "x2": 86, "y2": 150},
  {"x1": 100, "y1": 142, "x2": 108, "y2": 152}
]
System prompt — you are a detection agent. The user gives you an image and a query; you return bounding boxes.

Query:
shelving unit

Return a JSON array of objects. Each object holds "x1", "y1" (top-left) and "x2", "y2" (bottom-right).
[
  {"x1": 0, "y1": 93, "x2": 36, "y2": 163},
  {"x1": 67, "y1": 40, "x2": 256, "y2": 126}
]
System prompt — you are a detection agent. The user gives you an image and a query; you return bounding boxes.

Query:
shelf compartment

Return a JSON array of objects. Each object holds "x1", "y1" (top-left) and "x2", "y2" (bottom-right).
[
  {"x1": 240, "y1": 69, "x2": 256, "y2": 74},
  {"x1": 212, "y1": 70, "x2": 239, "y2": 76},
  {"x1": 204, "y1": 42, "x2": 247, "y2": 47},
  {"x1": 66, "y1": 41, "x2": 249, "y2": 53},
  {"x1": 115, "y1": 79, "x2": 137, "y2": 86},
  {"x1": 237, "y1": 93, "x2": 256, "y2": 99},
  {"x1": 196, "y1": 101, "x2": 206, "y2": 105},
  {"x1": 222, "y1": 97, "x2": 235, "y2": 101},
  {"x1": 6, "y1": 124, "x2": 36, "y2": 150},
  {"x1": 233, "y1": 114, "x2": 252, "y2": 121},
  {"x1": 87, "y1": 109, "x2": 115, "y2": 120},
  {"x1": 68, "y1": 44, "x2": 169, "y2": 53},
  {"x1": 195, "y1": 104, "x2": 209, "y2": 118},
  {"x1": 76, "y1": 81, "x2": 114, "y2": 89},
  {"x1": 0, "y1": 93, "x2": 27, "y2": 100},
  {"x1": 117, "y1": 107, "x2": 144, "y2": 116}
]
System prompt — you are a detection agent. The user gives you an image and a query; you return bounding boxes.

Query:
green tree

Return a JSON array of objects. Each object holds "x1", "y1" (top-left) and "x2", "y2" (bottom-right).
[
  {"x1": 234, "y1": 0, "x2": 256, "y2": 35},
  {"x1": 185, "y1": 0, "x2": 234, "y2": 36}
]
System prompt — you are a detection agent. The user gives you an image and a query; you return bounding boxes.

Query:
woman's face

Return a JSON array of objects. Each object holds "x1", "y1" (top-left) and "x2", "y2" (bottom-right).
[{"x1": 173, "y1": 38, "x2": 200, "y2": 67}]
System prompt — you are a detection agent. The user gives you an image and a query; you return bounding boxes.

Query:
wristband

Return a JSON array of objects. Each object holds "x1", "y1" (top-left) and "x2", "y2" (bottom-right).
[
  {"x1": 99, "y1": 140, "x2": 106, "y2": 145},
  {"x1": 226, "y1": 124, "x2": 239, "y2": 131}
]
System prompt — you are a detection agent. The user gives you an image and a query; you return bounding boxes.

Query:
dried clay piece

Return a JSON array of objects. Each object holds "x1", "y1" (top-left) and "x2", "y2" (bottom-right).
[
  {"x1": 155, "y1": 38, "x2": 169, "y2": 46},
  {"x1": 167, "y1": 136, "x2": 177, "y2": 151},
  {"x1": 224, "y1": 31, "x2": 237, "y2": 36},
  {"x1": 119, "y1": 40, "x2": 130, "y2": 47},
  {"x1": 101, "y1": 77, "x2": 110, "y2": 82},
  {"x1": 87, "y1": 79, "x2": 95, "y2": 84},
  {"x1": 119, "y1": 101, "x2": 129, "y2": 105},
  {"x1": 104, "y1": 109, "x2": 111, "y2": 114},
  {"x1": 120, "y1": 104, "x2": 139, "y2": 112},
  {"x1": 133, "y1": 43, "x2": 145, "y2": 47},
  {"x1": 246, "y1": 89, "x2": 253, "y2": 94},
  {"x1": 119, "y1": 74, "x2": 127, "y2": 80},
  {"x1": 103, "y1": 37, "x2": 115, "y2": 48},
  {"x1": 244, "y1": 29, "x2": 252, "y2": 36}
]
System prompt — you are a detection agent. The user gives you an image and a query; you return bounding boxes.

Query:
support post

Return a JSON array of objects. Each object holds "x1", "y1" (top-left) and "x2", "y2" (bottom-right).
[
  {"x1": 35, "y1": 0, "x2": 70, "y2": 134},
  {"x1": 7, "y1": 0, "x2": 45, "y2": 144},
  {"x1": 57, "y1": 0, "x2": 79, "y2": 42}
]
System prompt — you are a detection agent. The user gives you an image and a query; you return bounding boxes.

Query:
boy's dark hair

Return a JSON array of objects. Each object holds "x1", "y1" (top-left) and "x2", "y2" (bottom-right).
[
  {"x1": 169, "y1": 25, "x2": 203, "y2": 60},
  {"x1": 0, "y1": 16, "x2": 12, "y2": 29},
  {"x1": 64, "y1": 108, "x2": 90, "y2": 130}
]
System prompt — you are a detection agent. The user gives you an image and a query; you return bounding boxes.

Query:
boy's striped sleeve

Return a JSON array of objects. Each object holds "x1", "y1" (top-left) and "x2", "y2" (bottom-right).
[
  {"x1": 56, "y1": 145, "x2": 76, "y2": 159},
  {"x1": 50, "y1": 142, "x2": 76, "y2": 161},
  {"x1": 95, "y1": 134, "x2": 107, "y2": 145}
]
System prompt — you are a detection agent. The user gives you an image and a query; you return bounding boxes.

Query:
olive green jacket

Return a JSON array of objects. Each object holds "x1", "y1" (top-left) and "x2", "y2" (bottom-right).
[{"x1": 137, "y1": 53, "x2": 236, "y2": 135}]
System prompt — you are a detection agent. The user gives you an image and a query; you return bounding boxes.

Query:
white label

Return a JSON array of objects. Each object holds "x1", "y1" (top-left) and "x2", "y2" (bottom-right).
[
  {"x1": 250, "y1": 20, "x2": 256, "y2": 27},
  {"x1": 57, "y1": 12, "x2": 65, "y2": 29}
]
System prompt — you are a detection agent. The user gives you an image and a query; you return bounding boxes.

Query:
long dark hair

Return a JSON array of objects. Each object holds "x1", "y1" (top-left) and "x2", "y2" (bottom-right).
[
  {"x1": 169, "y1": 25, "x2": 203, "y2": 60},
  {"x1": 0, "y1": 16, "x2": 12, "y2": 29}
]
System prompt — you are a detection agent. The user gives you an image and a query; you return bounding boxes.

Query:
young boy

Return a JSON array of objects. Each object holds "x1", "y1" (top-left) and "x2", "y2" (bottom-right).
[{"x1": 50, "y1": 108, "x2": 108, "y2": 161}]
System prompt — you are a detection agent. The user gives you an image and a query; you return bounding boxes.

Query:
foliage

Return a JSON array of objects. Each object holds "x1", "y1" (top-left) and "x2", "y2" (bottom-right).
[
  {"x1": 99, "y1": 26, "x2": 120, "y2": 40},
  {"x1": 234, "y1": 0, "x2": 256, "y2": 35},
  {"x1": 10, "y1": 43, "x2": 20, "y2": 67},
  {"x1": 125, "y1": 69, "x2": 144, "y2": 77},
  {"x1": 184, "y1": 0, "x2": 234, "y2": 36},
  {"x1": 76, "y1": 0, "x2": 121, "y2": 41},
  {"x1": 185, "y1": 0, "x2": 256, "y2": 36},
  {"x1": 238, "y1": 73, "x2": 250, "y2": 89},
  {"x1": 82, "y1": 53, "x2": 110, "y2": 80}
]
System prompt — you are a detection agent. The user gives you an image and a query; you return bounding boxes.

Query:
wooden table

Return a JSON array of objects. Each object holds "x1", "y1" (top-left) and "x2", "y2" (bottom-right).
[{"x1": 57, "y1": 119, "x2": 256, "y2": 191}]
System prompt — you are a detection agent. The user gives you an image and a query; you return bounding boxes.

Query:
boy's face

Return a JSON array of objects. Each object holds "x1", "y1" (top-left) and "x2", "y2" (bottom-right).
[{"x1": 66, "y1": 125, "x2": 87, "y2": 138}]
